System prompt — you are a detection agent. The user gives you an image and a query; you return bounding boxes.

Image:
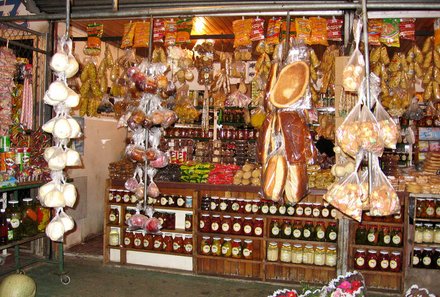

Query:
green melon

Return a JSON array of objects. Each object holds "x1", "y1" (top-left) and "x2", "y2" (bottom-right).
[{"x1": 0, "y1": 273, "x2": 36, "y2": 297}]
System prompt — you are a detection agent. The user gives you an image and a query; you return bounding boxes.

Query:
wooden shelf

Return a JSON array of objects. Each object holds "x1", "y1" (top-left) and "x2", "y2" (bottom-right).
[
  {"x1": 198, "y1": 210, "x2": 264, "y2": 218},
  {"x1": 415, "y1": 218, "x2": 440, "y2": 223},
  {"x1": 355, "y1": 269, "x2": 403, "y2": 276},
  {"x1": 264, "y1": 260, "x2": 336, "y2": 271},
  {"x1": 351, "y1": 244, "x2": 404, "y2": 252},
  {"x1": 266, "y1": 238, "x2": 337, "y2": 248},
  {"x1": 108, "y1": 202, "x2": 137, "y2": 207},
  {"x1": 153, "y1": 205, "x2": 193, "y2": 212},
  {"x1": 123, "y1": 247, "x2": 193, "y2": 257},
  {"x1": 0, "y1": 233, "x2": 46, "y2": 250},
  {"x1": 107, "y1": 223, "x2": 123, "y2": 228},
  {"x1": 410, "y1": 193, "x2": 440, "y2": 199},
  {"x1": 160, "y1": 228, "x2": 193, "y2": 235},
  {"x1": 266, "y1": 215, "x2": 337, "y2": 223},
  {"x1": 197, "y1": 231, "x2": 264, "y2": 241},
  {"x1": 413, "y1": 243, "x2": 440, "y2": 248},
  {"x1": 196, "y1": 254, "x2": 262, "y2": 264},
  {"x1": 355, "y1": 220, "x2": 404, "y2": 228}
]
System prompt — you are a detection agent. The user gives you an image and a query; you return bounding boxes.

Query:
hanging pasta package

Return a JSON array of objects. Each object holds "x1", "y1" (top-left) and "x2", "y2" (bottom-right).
[
  {"x1": 84, "y1": 23, "x2": 103, "y2": 56},
  {"x1": 309, "y1": 17, "x2": 328, "y2": 46},
  {"x1": 295, "y1": 17, "x2": 311, "y2": 44},
  {"x1": 343, "y1": 19, "x2": 365, "y2": 91},
  {"x1": 250, "y1": 17, "x2": 265, "y2": 41},
  {"x1": 327, "y1": 17, "x2": 343, "y2": 42},
  {"x1": 280, "y1": 19, "x2": 296, "y2": 41},
  {"x1": 399, "y1": 18, "x2": 415, "y2": 41},
  {"x1": 133, "y1": 22, "x2": 151, "y2": 48},
  {"x1": 368, "y1": 19, "x2": 383, "y2": 46},
  {"x1": 176, "y1": 18, "x2": 193, "y2": 44},
  {"x1": 164, "y1": 18, "x2": 177, "y2": 46},
  {"x1": 153, "y1": 18, "x2": 165, "y2": 43},
  {"x1": 233, "y1": 19, "x2": 253, "y2": 48},
  {"x1": 369, "y1": 156, "x2": 400, "y2": 216},
  {"x1": 380, "y1": 18, "x2": 400, "y2": 48},
  {"x1": 266, "y1": 17, "x2": 282, "y2": 45}
]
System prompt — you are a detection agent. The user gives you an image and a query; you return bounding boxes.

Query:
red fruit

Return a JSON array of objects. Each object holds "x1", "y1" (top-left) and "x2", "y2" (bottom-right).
[{"x1": 145, "y1": 217, "x2": 161, "y2": 233}]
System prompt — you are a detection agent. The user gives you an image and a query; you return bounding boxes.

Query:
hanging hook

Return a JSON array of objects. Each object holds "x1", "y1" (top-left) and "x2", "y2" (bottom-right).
[
  {"x1": 6, "y1": 39, "x2": 9, "y2": 48},
  {"x1": 65, "y1": 0, "x2": 71, "y2": 38}
]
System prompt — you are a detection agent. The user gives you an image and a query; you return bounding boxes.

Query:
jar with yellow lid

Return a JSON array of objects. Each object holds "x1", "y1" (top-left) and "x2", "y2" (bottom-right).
[
  {"x1": 314, "y1": 246, "x2": 326, "y2": 266},
  {"x1": 291, "y1": 244, "x2": 303, "y2": 264},
  {"x1": 280, "y1": 243, "x2": 292, "y2": 263},
  {"x1": 326, "y1": 247, "x2": 337, "y2": 267},
  {"x1": 267, "y1": 242, "x2": 279, "y2": 262},
  {"x1": 303, "y1": 245, "x2": 315, "y2": 265}
]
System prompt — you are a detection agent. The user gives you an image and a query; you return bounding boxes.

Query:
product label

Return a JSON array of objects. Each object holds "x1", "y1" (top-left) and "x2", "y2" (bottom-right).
[
  {"x1": 245, "y1": 204, "x2": 252, "y2": 213},
  {"x1": 222, "y1": 223, "x2": 230, "y2": 232},
  {"x1": 326, "y1": 255, "x2": 336, "y2": 266},
  {"x1": 185, "y1": 244, "x2": 193, "y2": 253},
  {"x1": 367, "y1": 233, "x2": 376, "y2": 243},
  {"x1": 221, "y1": 246, "x2": 229, "y2": 255},
  {"x1": 232, "y1": 247, "x2": 240, "y2": 256},
  {"x1": 160, "y1": 197, "x2": 168, "y2": 205},
  {"x1": 296, "y1": 207, "x2": 304, "y2": 216},
  {"x1": 211, "y1": 222, "x2": 219, "y2": 232},
  {"x1": 314, "y1": 254, "x2": 324, "y2": 265},
  {"x1": 202, "y1": 245, "x2": 210, "y2": 254},
  {"x1": 211, "y1": 245, "x2": 218, "y2": 254},
  {"x1": 109, "y1": 214, "x2": 116, "y2": 222},
  {"x1": 108, "y1": 193, "x2": 114, "y2": 201},
  {"x1": 380, "y1": 260, "x2": 389, "y2": 269},
  {"x1": 125, "y1": 213, "x2": 131, "y2": 222},
  {"x1": 269, "y1": 205, "x2": 278, "y2": 214},
  {"x1": 261, "y1": 205, "x2": 269, "y2": 214},
  {"x1": 243, "y1": 248, "x2": 251, "y2": 257},
  {"x1": 293, "y1": 229, "x2": 301, "y2": 238},
  {"x1": 244, "y1": 225, "x2": 252, "y2": 234},
  {"x1": 143, "y1": 239, "x2": 150, "y2": 248},
  {"x1": 304, "y1": 208, "x2": 312, "y2": 216},
  {"x1": 232, "y1": 203, "x2": 240, "y2": 211},
  {"x1": 356, "y1": 257, "x2": 365, "y2": 267},
  {"x1": 168, "y1": 197, "x2": 174, "y2": 205},
  {"x1": 436, "y1": 206, "x2": 440, "y2": 217},
  {"x1": 331, "y1": 209, "x2": 337, "y2": 218},
  {"x1": 329, "y1": 232, "x2": 337, "y2": 241},
  {"x1": 390, "y1": 260, "x2": 398, "y2": 270},
  {"x1": 317, "y1": 230, "x2": 325, "y2": 239},
  {"x1": 303, "y1": 229, "x2": 311, "y2": 238},
  {"x1": 177, "y1": 198, "x2": 185, "y2": 207},
  {"x1": 7, "y1": 230, "x2": 13, "y2": 241},
  {"x1": 252, "y1": 205, "x2": 259, "y2": 213},
  {"x1": 154, "y1": 240, "x2": 162, "y2": 249},
  {"x1": 423, "y1": 256, "x2": 431, "y2": 266},
  {"x1": 423, "y1": 232, "x2": 433, "y2": 242},
  {"x1": 368, "y1": 259, "x2": 377, "y2": 269},
  {"x1": 124, "y1": 238, "x2": 131, "y2": 246},
  {"x1": 123, "y1": 194, "x2": 130, "y2": 203},
  {"x1": 437, "y1": 258, "x2": 440, "y2": 267},
  {"x1": 185, "y1": 220, "x2": 192, "y2": 229},
  {"x1": 413, "y1": 256, "x2": 420, "y2": 266},
  {"x1": 134, "y1": 238, "x2": 141, "y2": 247},
  {"x1": 278, "y1": 206, "x2": 286, "y2": 215},
  {"x1": 272, "y1": 226, "x2": 280, "y2": 236},
  {"x1": 312, "y1": 209, "x2": 320, "y2": 217},
  {"x1": 10, "y1": 218, "x2": 20, "y2": 229},
  {"x1": 426, "y1": 206, "x2": 435, "y2": 216},
  {"x1": 254, "y1": 227, "x2": 263, "y2": 236},
  {"x1": 284, "y1": 227, "x2": 292, "y2": 236},
  {"x1": 294, "y1": 254, "x2": 303, "y2": 263},
  {"x1": 322, "y1": 209, "x2": 329, "y2": 218},
  {"x1": 210, "y1": 202, "x2": 217, "y2": 210},
  {"x1": 199, "y1": 221, "x2": 205, "y2": 229},
  {"x1": 392, "y1": 235, "x2": 401, "y2": 245},
  {"x1": 220, "y1": 203, "x2": 228, "y2": 211},
  {"x1": 130, "y1": 195, "x2": 137, "y2": 203},
  {"x1": 384, "y1": 235, "x2": 391, "y2": 245},
  {"x1": 115, "y1": 194, "x2": 121, "y2": 202},
  {"x1": 287, "y1": 206, "x2": 295, "y2": 216},
  {"x1": 173, "y1": 242, "x2": 180, "y2": 251},
  {"x1": 233, "y1": 223, "x2": 241, "y2": 232}
]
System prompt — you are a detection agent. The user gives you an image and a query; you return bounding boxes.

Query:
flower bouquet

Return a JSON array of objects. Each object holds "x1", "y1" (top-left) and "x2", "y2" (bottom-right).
[
  {"x1": 321, "y1": 271, "x2": 366, "y2": 297},
  {"x1": 405, "y1": 284, "x2": 436, "y2": 297},
  {"x1": 268, "y1": 289, "x2": 299, "y2": 297}
]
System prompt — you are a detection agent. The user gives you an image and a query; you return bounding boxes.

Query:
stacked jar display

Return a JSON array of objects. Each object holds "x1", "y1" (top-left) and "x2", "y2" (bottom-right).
[{"x1": 122, "y1": 230, "x2": 193, "y2": 255}]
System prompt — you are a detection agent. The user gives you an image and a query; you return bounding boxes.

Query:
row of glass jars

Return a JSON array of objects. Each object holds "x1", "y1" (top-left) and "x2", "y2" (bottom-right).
[
  {"x1": 270, "y1": 219, "x2": 338, "y2": 243},
  {"x1": 413, "y1": 247, "x2": 440, "y2": 269},
  {"x1": 355, "y1": 225, "x2": 403, "y2": 247},
  {"x1": 108, "y1": 189, "x2": 139, "y2": 204},
  {"x1": 267, "y1": 242, "x2": 337, "y2": 267},
  {"x1": 199, "y1": 214, "x2": 264, "y2": 237},
  {"x1": 416, "y1": 198, "x2": 440, "y2": 219},
  {"x1": 147, "y1": 194, "x2": 193, "y2": 209},
  {"x1": 120, "y1": 230, "x2": 193, "y2": 254},
  {"x1": 200, "y1": 236, "x2": 254, "y2": 260},
  {"x1": 354, "y1": 249, "x2": 402, "y2": 272},
  {"x1": 415, "y1": 223, "x2": 440, "y2": 244},
  {"x1": 5, "y1": 198, "x2": 44, "y2": 241}
]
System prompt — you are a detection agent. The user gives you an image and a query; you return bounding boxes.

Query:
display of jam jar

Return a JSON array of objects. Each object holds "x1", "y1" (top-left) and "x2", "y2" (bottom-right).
[
  {"x1": 201, "y1": 236, "x2": 211, "y2": 255},
  {"x1": 163, "y1": 234, "x2": 174, "y2": 252},
  {"x1": 435, "y1": 249, "x2": 440, "y2": 270},
  {"x1": 367, "y1": 250, "x2": 378, "y2": 270},
  {"x1": 423, "y1": 223, "x2": 434, "y2": 243},
  {"x1": 292, "y1": 221, "x2": 302, "y2": 240},
  {"x1": 280, "y1": 243, "x2": 292, "y2": 263},
  {"x1": 303, "y1": 203, "x2": 313, "y2": 217},
  {"x1": 183, "y1": 235, "x2": 193, "y2": 254},
  {"x1": 314, "y1": 221, "x2": 326, "y2": 242},
  {"x1": 211, "y1": 237, "x2": 222, "y2": 256},
  {"x1": 114, "y1": 190, "x2": 123, "y2": 203},
  {"x1": 210, "y1": 196, "x2": 219, "y2": 211},
  {"x1": 321, "y1": 202, "x2": 330, "y2": 218},
  {"x1": 185, "y1": 214, "x2": 193, "y2": 231},
  {"x1": 390, "y1": 227, "x2": 402, "y2": 247},
  {"x1": 221, "y1": 238, "x2": 232, "y2": 257},
  {"x1": 261, "y1": 201, "x2": 270, "y2": 215},
  {"x1": 379, "y1": 251, "x2": 390, "y2": 271},
  {"x1": 278, "y1": 204, "x2": 287, "y2": 216},
  {"x1": 355, "y1": 224, "x2": 367, "y2": 245},
  {"x1": 219, "y1": 198, "x2": 229, "y2": 212},
  {"x1": 232, "y1": 216, "x2": 243, "y2": 235},
  {"x1": 123, "y1": 230, "x2": 133, "y2": 248},
  {"x1": 108, "y1": 189, "x2": 115, "y2": 202},
  {"x1": 133, "y1": 232, "x2": 144, "y2": 249},
  {"x1": 21, "y1": 198, "x2": 38, "y2": 237},
  {"x1": 254, "y1": 218, "x2": 264, "y2": 237},
  {"x1": 366, "y1": 225, "x2": 378, "y2": 246},
  {"x1": 270, "y1": 220, "x2": 281, "y2": 238},
  {"x1": 295, "y1": 203, "x2": 304, "y2": 217},
  {"x1": 210, "y1": 215, "x2": 221, "y2": 233},
  {"x1": 314, "y1": 246, "x2": 326, "y2": 266},
  {"x1": 109, "y1": 229, "x2": 120, "y2": 246},
  {"x1": 326, "y1": 222, "x2": 338, "y2": 242},
  {"x1": 354, "y1": 249, "x2": 367, "y2": 270},
  {"x1": 244, "y1": 200, "x2": 253, "y2": 214},
  {"x1": 201, "y1": 195, "x2": 211, "y2": 211},
  {"x1": 378, "y1": 226, "x2": 391, "y2": 246},
  {"x1": 221, "y1": 215, "x2": 232, "y2": 233},
  {"x1": 422, "y1": 248, "x2": 434, "y2": 269},
  {"x1": 176, "y1": 195, "x2": 186, "y2": 208},
  {"x1": 231, "y1": 239, "x2": 242, "y2": 258},
  {"x1": 173, "y1": 234, "x2": 184, "y2": 253},
  {"x1": 267, "y1": 242, "x2": 279, "y2": 262},
  {"x1": 122, "y1": 190, "x2": 131, "y2": 203},
  {"x1": 312, "y1": 203, "x2": 322, "y2": 218},
  {"x1": 251, "y1": 200, "x2": 260, "y2": 214},
  {"x1": 326, "y1": 247, "x2": 337, "y2": 267},
  {"x1": 143, "y1": 234, "x2": 153, "y2": 250},
  {"x1": 230, "y1": 198, "x2": 240, "y2": 212},
  {"x1": 243, "y1": 240, "x2": 253, "y2": 260},
  {"x1": 302, "y1": 221, "x2": 314, "y2": 241},
  {"x1": 436, "y1": 200, "x2": 440, "y2": 218},
  {"x1": 199, "y1": 214, "x2": 211, "y2": 233},
  {"x1": 390, "y1": 251, "x2": 402, "y2": 272},
  {"x1": 426, "y1": 199, "x2": 436, "y2": 218},
  {"x1": 287, "y1": 203, "x2": 295, "y2": 216},
  {"x1": 269, "y1": 202, "x2": 278, "y2": 215},
  {"x1": 435, "y1": 224, "x2": 440, "y2": 244},
  {"x1": 281, "y1": 220, "x2": 292, "y2": 239},
  {"x1": 243, "y1": 217, "x2": 253, "y2": 236},
  {"x1": 413, "y1": 247, "x2": 423, "y2": 268}
]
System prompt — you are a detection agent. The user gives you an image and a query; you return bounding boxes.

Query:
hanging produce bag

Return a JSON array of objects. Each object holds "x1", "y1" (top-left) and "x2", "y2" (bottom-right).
[
  {"x1": 336, "y1": 101, "x2": 362, "y2": 158},
  {"x1": 375, "y1": 100, "x2": 399, "y2": 149},
  {"x1": 343, "y1": 19, "x2": 365, "y2": 92},
  {"x1": 358, "y1": 93, "x2": 384, "y2": 156}
]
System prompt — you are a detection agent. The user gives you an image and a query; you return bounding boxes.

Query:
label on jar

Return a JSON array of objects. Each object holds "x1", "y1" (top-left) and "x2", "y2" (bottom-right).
[
  {"x1": 185, "y1": 220, "x2": 192, "y2": 230},
  {"x1": 331, "y1": 209, "x2": 337, "y2": 218},
  {"x1": 134, "y1": 238, "x2": 142, "y2": 247},
  {"x1": 426, "y1": 207, "x2": 435, "y2": 217},
  {"x1": 254, "y1": 227, "x2": 263, "y2": 236},
  {"x1": 202, "y1": 245, "x2": 210, "y2": 254},
  {"x1": 269, "y1": 205, "x2": 278, "y2": 215},
  {"x1": 168, "y1": 197, "x2": 175, "y2": 205},
  {"x1": 143, "y1": 239, "x2": 150, "y2": 248},
  {"x1": 160, "y1": 197, "x2": 168, "y2": 206},
  {"x1": 287, "y1": 206, "x2": 295, "y2": 216},
  {"x1": 321, "y1": 209, "x2": 329, "y2": 218},
  {"x1": 384, "y1": 235, "x2": 391, "y2": 245},
  {"x1": 380, "y1": 260, "x2": 389, "y2": 269},
  {"x1": 423, "y1": 256, "x2": 431, "y2": 266},
  {"x1": 314, "y1": 254, "x2": 324, "y2": 265},
  {"x1": 130, "y1": 195, "x2": 137, "y2": 203},
  {"x1": 278, "y1": 205, "x2": 286, "y2": 215},
  {"x1": 244, "y1": 225, "x2": 252, "y2": 234},
  {"x1": 303, "y1": 229, "x2": 311, "y2": 238},
  {"x1": 109, "y1": 214, "x2": 116, "y2": 222},
  {"x1": 272, "y1": 226, "x2": 280, "y2": 236},
  {"x1": 293, "y1": 229, "x2": 301, "y2": 238},
  {"x1": 233, "y1": 223, "x2": 241, "y2": 232},
  {"x1": 296, "y1": 207, "x2": 304, "y2": 216},
  {"x1": 8, "y1": 230, "x2": 13, "y2": 241},
  {"x1": 436, "y1": 206, "x2": 440, "y2": 217},
  {"x1": 185, "y1": 244, "x2": 193, "y2": 253},
  {"x1": 211, "y1": 245, "x2": 219, "y2": 254},
  {"x1": 108, "y1": 193, "x2": 114, "y2": 201},
  {"x1": 293, "y1": 253, "x2": 303, "y2": 263},
  {"x1": 356, "y1": 257, "x2": 365, "y2": 267},
  {"x1": 158, "y1": 217, "x2": 164, "y2": 226},
  {"x1": 199, "y1": 221, "x2": 205, "y2": 229},
  {"x1": 232, "y1": 203, "x2": 240, "y2": 212},
  {"x1": 245, "y1": 204, "x2": 252, "y2": 213},
  {"x1": 220, "y1": 202, "x2": 228, "y2": 211},
  {"x1": 368, "y1": 259, "x2": 377, "y2": 269},
  {"x1": 435, "y1": 232, "x2": 440, "y2": 243},
  {"x1": 326, "y1": 255, "x2": 336, "y2": 266},
  {"x1": 423, "y1": 232, "x2": 433, "y2": 243},
  {"x1": 304, "y1": 208, "x2": 312, "y2": 216},
  {"x1": 312, "y1": 209, "x2": 320, "y2": 217},
  {"x1": 211, "y1": 222, "x2": 219, "y2": 232},
  {"x1": 284, "y1": 226, "x2": 292, "y2": 236},
  {"x1": 222, "y1": 223, "x2": 230, "y2": 233},
  {"x1": 115, "y1": 195, "x2": 121, "y2": 203},
  {"x1": 124, "y1": 237, "x2": 131, "y2": 246},
  {"x1": 252, "y1": 204, "x2": 259, "y2": 213},
  {"x1": 221, "y1": 246, "x2": 229, "y2": 255},
  {"x1": 125, "y1": 213, "x2": 132, "y2": 222},
  {"x1": 232, "y1": 247, "x2": 240, "y2": 256},
  {"x1": 392, "y1": 235, "x2": 401, "y2": 245},
  {"x1": 210, "y1": 202, "x2": 217, "y2": 210},
  {"x1": 413, "y1": 256, "x2": 420, "y2": 266},
  {"x1": 261, "y1": 205, "x2": 269, "y2": 214},
  {"x1": 390, "y1": 260, "x2": 398, "y2": 270},
  {"x1": 173, "y1": 242, "x2": 181, "y2": 251},
  {"x1": 317, "y1": 230, "x2": 325, "y2": 240},
  {"x1": 243, "y1": 248, "x2": 251, "y2": 258},
  {"x1": 329, "y1": 231, "x2": 337, "y2": 241},
  {"x1": 10, "y1": 218, "x2": 20, "y2": 228},
  {"x1": 177, "y1": 198, "x2": 185, "y2": 207},
  {"x1": 437, "y1": 258, "x2": 440, "y2": 267},
  {"x1": 123, "y1": 194, "x2": 130, "y2": 203},
  {"x1": 367, "y1": 233, "x2": 376, "y2": 243}
]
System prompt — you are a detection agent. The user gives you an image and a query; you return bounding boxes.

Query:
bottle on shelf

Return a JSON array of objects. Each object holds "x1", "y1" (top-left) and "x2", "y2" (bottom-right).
[{"x1": 0, "y1": 209, "x2": 8, "y2": 245}]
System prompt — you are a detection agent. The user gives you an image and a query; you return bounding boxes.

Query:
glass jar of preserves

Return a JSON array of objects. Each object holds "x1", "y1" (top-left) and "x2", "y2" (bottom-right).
[
  {"x1": 312, "y1": 203, "x2": 322, "y2": 218},
  {"x1": 326, "y1": 222, "x2": 338, "y2": 243},
  {"x1": 185, "y1": 196, "x2": 193, "y2": 208},
  {"x1": 261, "y1": 201, "x2": 270, "y2": 215},
  {"x1": 366, "y1": 225, "x2": 378, "y2": 245},
  {"x1": 221, "y1": 215, "x2": 232, "y2": 234},
  {"x1": 269, "y1": 202, "x2": 278, "y2": 215},
  {"x1": 133, "y1": 232, "x2": 144, "y2": 249},
  {"x1": 303, "y1": 221, "x2": 314, "y2": 241},
  {"x1": 114, "y1": 190, "x2": 122, "y2": 203},
  {"x1": 326, "y1": 247, "x2": 337, "y2": 267},
  {"x1": 282, "y1": 220, "x2": 292, "y2": 239},
  {"x1": 280, "y1": 243, "x2": 292, "y2": 263},
  {"x1": 122, "y1": 190, "x2": 130, "y2": 203},
  {"x1": 252, "y1": 200, "x2": 260, "y2": 214},
  {"x1": 422, "y1": 248, "x2": 433, "y2": 269},
  {"x1": 173, "y1": 234, "x2": 184, "y2": 253},
  {"x1": 237, "y1": 199, "x2": 245, "y2": 213},
  {"x1": 211, "y1": 237, "x2": 222, "y2": 256},
  {"x1": 436, "y1": 200, "x2": 440, "y2": 218},
  {"x1": 390, "y1": 251, "x2": 402, "y2": 272},
  {"x1": 143, "y1": 234, "x2": 153, "y2": 250},
  {"x1": 423, "y1": 223, "x2": 434, "y2": 243},
  {"x1": 254, "y1": 218, "x2": 264, "y2": 237},
  {"x1": 124, "y1": 208, "x2": 135, "y2": 225},
  {"x1": 330, "y1": 206, "x2": 338, "y2": 219},
  {"x1": 123, "y1": 230, "x2": 133, "y2": 248},
  {"x1": 199, "y1": 214, "x2": 211, "y2": 233},
  {"x1": 413, "y1": 247, "x2": 422, "y2": 268},
  {"x1": 163, "y1": 233, "x2": 173, "y2": 252},
  {"x1": 378, "y1": 226, "x2": 391, "y2": 246},
  {"x1": 426, "y1": 199, "x2": 436, "y2": 218},
  {"x1": 321, "y1": 202, "x2": 330, "y2": 218},
  {"x1": 415, "y1": 223, "x2": 424, "y2": 243},
  {"x1": 183, "y1": 235, "x2": 193, "y2": 254},
  {"x1": 210, "y1": 215, "x2": 221, "y2": 233},
  {"x1": 434, "y1": 224, "x2": 440, "y2": 244},
  {"x1": 232, "y1": 239, "x2": 242, "y2": 258},
  {"x1": 160, "y1": 195, "x2": 168, "y2": 207},
  {"x1": 153, "y1": 234, "x2": 164, "y2": 251},
  {"x1": 278, "y1": 204, "x2": 287, "y2": 216},
  {"x1": 304, "y1": 203, "x2": 313, "y2": 217},
  {"x1": 391, "y1": 228, "x2": 402, "y2": 247},
  {"x1": 244, "y1": 200, "x2": 253, "y2": 214},
  {"x1": 291, "y1": 244, "x2": 303, "y2": 264},
  {"x1": 354, "y1": 249, "x2": 367, "y2": 270},
  {"x1": 168, "y1": 195, "x2": 176, "y2": 207},
  {"x1": 219, "y1": 198, "x2": 229, "y2": 212},
  {"x1": 270, "y1": 220, "x2": 281, "y2": 238},
  {"x1": 416, "y1": 199, "x2": 426, "y2": 218},
  {"x1": 287, "y1": 204, "x2": 295, "y2": 216},
  {"x1": 230, "y1": 198, "x2": 240, "y2": 212},
  {"x1": 243, "y1": 217, "x2": 253, "y2": 236},
  {"x1": 315, "y1": 221, "x2": 326, "y2": 242},
  {"x1": 7, "y1": 200, "x2": 22, "y2": 241},
  {"x1": 295, "y1": 203, "x2": 304, "y2": 217},
  {"x1": 232, "y1": 216, "x2": 243, "y2": 235},
  {"x1": 303, "y1": 245, "x2": 315, "y2": 265},
  {"x1": 379, "y1": 251, "x2": 390, "y2": 271},
  {"x1": 21, "y1": 198, "x2": 37, "y2": 237},
  {"x1": 221, "y1": 238, "x2": 232, "y2": 257},
  {"x1": 292, "y1": 221, "x2": 302, "y2": 240},
  {"x1": 243, "y1": 240, "x2": 253, "y2": 260},
  {"x1": 201, "y1": 195, "x2": 211, "y2": 211},
  {"x1": 314, "y1": 246, "x2": 326, "y2": 266},
  {"x1": 435, "y1": 249, "x2": 440, "y2": 269},
  {"x1": 176, "y1": 195, "x2": 186, "y2": 208},
  {"x1": 367, "y1": 250, "x2": 378, "y2": 270},
  {"x1": 210, "y1": 196, "x2": 219, "y2": 211},
  {"x1": 201, "y1": 236, "x2": 211, "y2": 255},
  {"x1": 109, "y1": 229, "x2": 120, "y2": 246},
  {"x1": 267, "y1": 242, "x2": 279, "y2": 262},
  {"x1": 108, "y1": 189, "x2": 115, "y2": 202},
  {"x1": 185, "y1": 214, "x2": 193, "y2": 232}
]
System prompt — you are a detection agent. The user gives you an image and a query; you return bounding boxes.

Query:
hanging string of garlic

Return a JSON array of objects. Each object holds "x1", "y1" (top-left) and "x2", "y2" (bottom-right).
[{"x1": 38, "y1": 36, "x2": 80, "y2": 242}]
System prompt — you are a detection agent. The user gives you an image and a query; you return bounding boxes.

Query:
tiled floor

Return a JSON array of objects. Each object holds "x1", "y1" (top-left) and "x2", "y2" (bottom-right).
[{"x1": 65, "y1": 234, "x2": 103, "y2": 258}]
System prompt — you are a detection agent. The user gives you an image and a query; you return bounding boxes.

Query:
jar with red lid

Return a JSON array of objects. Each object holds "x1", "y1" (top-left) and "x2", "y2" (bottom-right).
[
  {"x1": 122, "y1": 190, "x2": 131, "y2": 203},
  {"x1": 211, "y1": 237, "x2": 222, "y2": 256},
  {"x1": 232, "y1": 216, "x2": 243, "y2": 235},
  {"x1": 133, "y1": 232, "x2": 144, "y2": 249},
  {"x1": 123, "y1": 230, "x2": 133, "y2": 248},
  {"x1": 254, "y1": 218, "x2": 264, "y2": 237},
  {"x1": 230, "y1": 198, "x2": 240, "y2": 212},
  {"x1": 201, "y1": 195, "x2": 211, "y2": 211},
  {"x1": 354, "y1": 249, "x2": 367, "y2": 270},
  {"x1": 426, "y1": 199, "x2": 436, "y2": 218},
  {"x1": 279, "y1": 220, "x2": 290, "y2": 239},
  {"x1": 270, "y1": 219, "x2": 281, "y2": 238},
  {"x1": 295, "y1": 203, "x2": 304, "y2": 217},
  {"x1": 252, "y1": 200, "x2": 260, "y2": 214},
  {"x1": 173, "y1": 234, "x2": 184, "y2": 254},
  {"x1": 304, "y1": 203, "x2": 313, "y2": 217},
  {"x1": 210, "y1": 196, "x2": 219, "y2": 211},
  {"x1": 243, "y1": 217, "x2": 254, "y2": 236},
  {"x1": 379, "y1": 251, "x2": 390, "y2": 271},
  {"x1": 221, "y1": 215, "x2": 232, "y2": 234},
  {"x1": 367, "y1": 250, "x2": 378, "y2": 270},
  {"x1": 185, "y1": 214, "x2": 193, "y2": 231},
  {"x1": 269, "y1": 202, "x2": 278, "y2": 215},
  {"x1": 210, "y1": 215, "x2": 221, "y2": 233},
  {"x1": 390, "y1": 251, "x2": 402, "y2": 272},
  {"x1": 176, "y1": 195, "x2": 186, "y2": 208},
  {"x1": 330, "y1": 206, "x2": 338, "y2": 219},
  {"x1": 413, "y1": 248, "x2": 423, "y2": 268},
  {"x1": 244, "y1": 200, "x2": 253, "y2": 214},
  {"x1": 153, "y1": 234, "x2": 163, "y2": 251},
  {"x1": 143, "y1": 234, "x2": 153, "y2": 250},
  {"x1": 231, "y1": 239, "x2": 242, "y2": 258},
  {"x1": 199, "y1": 214, "x2": 211, "y2": 233},
  {"x1": 391, "y1": 227, "x2": 402, "y2": 247},
  {"x1": 163, "y1": 234, "x2": 173, "y2": 252},
  {"x1": 312, "y1": 203, "x2": 322, "y2": 218},
  {"x1": 159, "y1": 194, "x2": 168, "y2": 207},
  {"x1": 243, "y1": 240, "x2": 253, "y2": 260},
  {"x1": 183, "y1": 235, "x2": 193, "y2": 254},
  {"x1": 219, "y1": 198, "x2": 229, "y2": 212}
]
